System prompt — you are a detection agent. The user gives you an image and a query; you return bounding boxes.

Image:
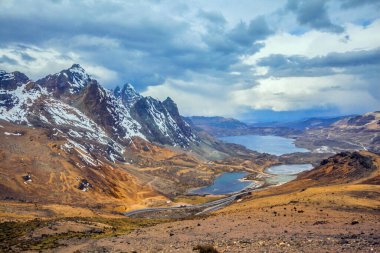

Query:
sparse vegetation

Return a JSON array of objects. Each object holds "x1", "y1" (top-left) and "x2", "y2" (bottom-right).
[
  {"x1": 193, "y1": 244, "x2": 219, "y2": 253},
  {"x1": 0, "y1": 217, "x2": 169, "y2": 252}
]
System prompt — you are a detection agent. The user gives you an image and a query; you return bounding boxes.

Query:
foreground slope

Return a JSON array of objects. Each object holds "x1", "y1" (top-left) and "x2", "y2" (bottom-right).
[{"x1": 53, "y1": 151, "x2": 380, "y2": 252}]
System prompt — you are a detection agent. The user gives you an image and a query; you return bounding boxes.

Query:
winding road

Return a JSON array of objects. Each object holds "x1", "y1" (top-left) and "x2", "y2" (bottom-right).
[{"x1": 123, "y1": 192, "x2": 249, "y2": 217}]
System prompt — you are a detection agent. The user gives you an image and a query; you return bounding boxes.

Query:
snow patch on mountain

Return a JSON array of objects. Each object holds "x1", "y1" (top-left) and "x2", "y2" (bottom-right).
[
  {"x1": 0, "y1": 82, "x2": 47, "y2": 125},
  {"x1": 0, "y1": 71, "x2": 15, "y2": 81},
  {"x1": 67, "y1": 64, "x2": 92, "y2": 90}
]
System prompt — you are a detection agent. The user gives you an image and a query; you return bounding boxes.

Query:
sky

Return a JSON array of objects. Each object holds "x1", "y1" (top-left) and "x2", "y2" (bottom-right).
[{"x1": 0, "y1": 0, "x2": 380, "y2": 122}]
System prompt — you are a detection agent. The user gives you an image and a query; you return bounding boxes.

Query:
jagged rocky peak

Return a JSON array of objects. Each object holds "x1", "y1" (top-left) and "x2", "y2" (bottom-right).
[
  {"x1": 163, "y1": 97, "x2": 179, "y2": 115},
  {"x1": 131, "y1": 95, "x2": 196, "y2": 147},
  {"x1": 67, "y1": 64, "x2": 92, "y2": 86},
  {"x1": 76, "y1": 79, "x2": 144, "y2": 143},
  {"x1": 36, "y1": 63, "x2": 93, "y2": 97},
  {"x1": 114, "y1": 82, "x2": 142, "y2": 106},
  {"x1": 0, "y1": 70, "x2": 30, "y2": 90}
]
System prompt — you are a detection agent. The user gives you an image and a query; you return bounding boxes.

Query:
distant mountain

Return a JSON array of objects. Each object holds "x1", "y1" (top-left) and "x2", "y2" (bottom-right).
[
  {"x1": 187, "y1": 116, "x2": 301, "y2": 137},
  {"x1": 250, "y1": 116, "x2": 350, "y2": 130},
  {"x1": 296, "y1": 112, "x2": 380, "y2": 154},
  {"x1": 333, "y1": 112, "x2": 380, "y2": 129},
  {"x1": 186, "y1": 116, "x2": 248, "y2": 135}
]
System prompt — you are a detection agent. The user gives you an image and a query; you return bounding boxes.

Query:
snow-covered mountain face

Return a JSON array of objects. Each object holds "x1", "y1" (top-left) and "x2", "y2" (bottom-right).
[
  {"x1": 36, "y1": 64, "x2": 93, "y2": 99},
  {"x1": 131, "y1": 96, "x2": 197, "y2": 147},
  {"x1": 0, "y1": 65, "x2": 198, "y2": 163},
  {"x1": 114, "y1": 83, "x2": 142, "y2": 107},
  {"x1": 113, "y1": 82, "x2": 197, "y2": 147}
]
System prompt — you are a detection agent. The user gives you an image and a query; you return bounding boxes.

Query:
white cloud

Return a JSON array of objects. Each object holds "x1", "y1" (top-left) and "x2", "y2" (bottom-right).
[
  {"x1": 244, "y1": 20, "x2": 380, "y2": 65},
  {"x1": 82, "y1": 64, "x2": 118, "y2": 86},
  {"x1": 232, "y1": 19, "x2": 380, "y2": 115},
  {"x1": 143, "y1": 78, "x2": 243, "y2": 116},
  {"x1": 232, "y1": 74, "x2": 380, "y2": 113},
  {"x1": 66, "y1": 35, "x2": 121, "y2": 49},
  {"x1": 0, "y1": 45, "x2": 118, "y2": 84}
]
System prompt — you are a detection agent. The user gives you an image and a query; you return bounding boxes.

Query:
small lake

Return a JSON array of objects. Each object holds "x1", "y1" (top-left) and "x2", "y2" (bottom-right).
[
  {"x1": 219, "y1": 135, "x2": 309, "y2": 155},
  {"x1": 190, "y1": 164, "x2": 313, "y2": 195},
  {"x1": 265, "y1": 164, "x2": 313, "y2": 185},
  {"x1": 189, "y1": 172, "x2": 254, "y2": 195}
]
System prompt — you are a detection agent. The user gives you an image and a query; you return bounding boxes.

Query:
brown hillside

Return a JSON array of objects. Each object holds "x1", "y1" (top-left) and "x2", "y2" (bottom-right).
[
  {"x1": 297, "y1": 151, "x2": 379, "y2": 185},
  {"x1": 0, "y1": 120, "x2": 166, "y2": 214}
]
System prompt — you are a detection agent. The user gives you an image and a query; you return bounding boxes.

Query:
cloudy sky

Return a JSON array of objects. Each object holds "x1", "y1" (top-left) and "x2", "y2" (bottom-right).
[{"x1": 1, "y1": 0, "x2": 380, "y2": 122}]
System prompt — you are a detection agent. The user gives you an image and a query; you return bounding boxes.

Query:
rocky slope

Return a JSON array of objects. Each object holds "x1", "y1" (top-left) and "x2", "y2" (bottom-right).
[
  {"x1": 0, "y1": 120, "x2": 165, "y2": 211},
  {"x1": 296, "y1": 112, "x2": 380, "y2": 153}
]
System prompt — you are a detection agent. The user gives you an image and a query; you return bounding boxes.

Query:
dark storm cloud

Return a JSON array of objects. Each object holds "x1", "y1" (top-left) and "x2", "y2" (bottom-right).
[
  {"x1": 228, "y1": 16, "x2": 273, "y2": 47},
  {"x1": 286, "y1": 0, "x2": 344, "y2": 33},
  {"x1": 198, "y1": 10, "x2": 227, "y2": 27},
  {"x1": 258, "y1": 48, "x2": 380, "y2": 77},
  {"x1": 340, "y1": 0, "x2": 380, "y2": 9},
  {"x1": 20, "y1": 53, "x2": 36, "y2": 62},
  {"x1": 0, "y1": 0, "x2": 274, "y2": 88},
  {"x1": 0, "y1": 55, "x2": 18, "y2": 65}
]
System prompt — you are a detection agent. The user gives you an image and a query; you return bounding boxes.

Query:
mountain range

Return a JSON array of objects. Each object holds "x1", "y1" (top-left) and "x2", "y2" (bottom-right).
[{"x1": 0, "y1": 64, "x2": 199, "y2": 163}]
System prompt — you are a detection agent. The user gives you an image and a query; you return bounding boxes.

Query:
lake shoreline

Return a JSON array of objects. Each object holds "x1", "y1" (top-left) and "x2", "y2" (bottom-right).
[{"x1": 188, "y1": 134, "x2": 315, "y2": 196}]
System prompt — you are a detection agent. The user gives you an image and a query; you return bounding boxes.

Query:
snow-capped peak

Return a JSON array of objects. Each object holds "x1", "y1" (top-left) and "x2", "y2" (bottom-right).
[
  {"x1": 123, "y1": 83, "x2": 136, "y2": 92},
  {"x1": 70, "y1": 63, "x2": 83, "y2": 69},
  {"x1": 115, "y1": 83, "x2": 142, "y2": 106},
  {"x1": 36, "y1": 64, "x2": 92, "y2": 95},
  {"x1": 65, "y1": 64, "x2": 92, "y2": 90}
]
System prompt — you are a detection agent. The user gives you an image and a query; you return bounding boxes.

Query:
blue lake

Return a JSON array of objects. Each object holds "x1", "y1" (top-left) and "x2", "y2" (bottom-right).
[
  {"x1": 190, "y1": 172, "x2": 254, "y2": 195},
  {"x1": 190, "y1": 164, "x2": 313, "y2": 195},
  {"x1": 219, "y1": 135, "x2": 309, "y2": 155},
  {"x1": 190, "y1": 135, "x2": 313, "y2": 195},
  {"x1": 266, "y1": 164, "x2": 313, "y2": 175},
  {"x1": 265, "y1": 164, "x2": 313, "y2": 185}
]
